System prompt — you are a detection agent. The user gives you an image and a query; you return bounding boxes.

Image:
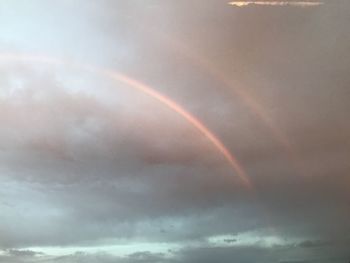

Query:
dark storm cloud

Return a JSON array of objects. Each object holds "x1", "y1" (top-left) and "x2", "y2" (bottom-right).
[{"x1": 0, "y1": 0, "x2": 350, "y2": 262}]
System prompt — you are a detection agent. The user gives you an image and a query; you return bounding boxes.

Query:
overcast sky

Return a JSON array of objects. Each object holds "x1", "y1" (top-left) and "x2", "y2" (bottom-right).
[{"x1": 0, "y1": 1, "x2": 349, "y2": 262}]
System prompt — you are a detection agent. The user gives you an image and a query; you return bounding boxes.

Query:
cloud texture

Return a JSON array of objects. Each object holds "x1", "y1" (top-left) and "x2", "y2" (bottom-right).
[{"x1": 0, "y1": 0, "x2": 349, "y2": 262}]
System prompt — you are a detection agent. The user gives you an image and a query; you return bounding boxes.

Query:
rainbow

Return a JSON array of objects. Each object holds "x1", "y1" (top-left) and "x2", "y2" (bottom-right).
[{"x1": 0, "y1": 52, "x2": 252, "y2": 188}]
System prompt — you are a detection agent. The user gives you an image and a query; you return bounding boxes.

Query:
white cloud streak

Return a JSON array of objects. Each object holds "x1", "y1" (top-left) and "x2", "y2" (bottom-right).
[{"x1": 229, "y1": 1, "x2": 324, "y2": 7}]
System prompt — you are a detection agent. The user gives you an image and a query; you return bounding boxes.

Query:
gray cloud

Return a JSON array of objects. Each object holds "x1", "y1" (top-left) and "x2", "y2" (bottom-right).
[{"x1": 0, "y1": 0, "x2": 349, "y2": 262}]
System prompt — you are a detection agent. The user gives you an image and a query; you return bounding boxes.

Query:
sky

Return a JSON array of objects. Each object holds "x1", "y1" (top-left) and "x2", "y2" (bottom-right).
[{"x1": 0, "y1": 0, "x2": 349, "y2": 262}]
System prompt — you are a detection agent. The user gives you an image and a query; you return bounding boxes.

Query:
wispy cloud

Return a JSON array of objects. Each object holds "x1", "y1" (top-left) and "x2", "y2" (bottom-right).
[{"x1": 228, "y1": 1, "x2": 324, "y2": 7}]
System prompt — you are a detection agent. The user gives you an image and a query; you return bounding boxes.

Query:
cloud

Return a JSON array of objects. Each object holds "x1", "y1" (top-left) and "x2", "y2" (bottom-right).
[
  {"x1": 0, "y1": 250, "x2": 169, "y2": 263},
  {"x1": 0, "y1": 1, "x2": 350, "y2": 263},
  {"x1": 3, "y1": 249, "x2": 44, "y2": 257},
  {"x1": 1, "y1": 243, "x2": 350, "y2": 263},
  {"x1": 228, "y1": 1, "x2": 324, "y2": 7}
]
